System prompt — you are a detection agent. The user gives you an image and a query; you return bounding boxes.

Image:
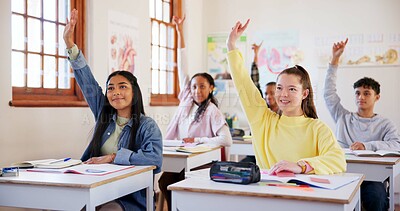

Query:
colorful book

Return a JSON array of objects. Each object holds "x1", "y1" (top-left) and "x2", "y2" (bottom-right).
[{"x1": 260, "y1": 171, "x2": 360, "y2": 190}]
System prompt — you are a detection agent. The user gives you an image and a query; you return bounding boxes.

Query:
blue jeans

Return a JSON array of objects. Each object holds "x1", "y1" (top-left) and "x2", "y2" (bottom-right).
[{"x1": 361, "y1": 181, "x2": 389, "y2": 211}]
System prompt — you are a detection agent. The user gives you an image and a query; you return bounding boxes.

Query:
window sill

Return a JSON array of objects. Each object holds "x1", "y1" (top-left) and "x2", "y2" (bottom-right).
[{"x1": 9, "y1": 100, "x2": 88, "y2": 107}]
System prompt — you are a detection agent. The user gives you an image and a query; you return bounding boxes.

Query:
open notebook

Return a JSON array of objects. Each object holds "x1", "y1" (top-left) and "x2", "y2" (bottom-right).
[
  {"x1": 344, "y1": 148, "x2": 400, "y2": 157},
  {"x1": 12, "y1": 159, "x2": 82, "y2": 169},
  {"x1": 27, "y1": 164, "x2": 135, "y2": 176},
  {"x1": 175, "y1": 144, "x2": 215, "y2": 153},
  {"x1": 260, "y1": 171, "x2": 360, "y2": 190}
]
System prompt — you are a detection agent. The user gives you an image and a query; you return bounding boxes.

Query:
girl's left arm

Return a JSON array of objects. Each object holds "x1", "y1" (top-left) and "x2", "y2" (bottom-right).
[
  {"x1": 114, "y1": 118, "x2": 163, "y2": 173},
  {"x1": 194, "y1": 125, "x2": 232, "y2": 147},
  {"x1": 301, "y1": 126, "x2": 347, "y2": 175}
]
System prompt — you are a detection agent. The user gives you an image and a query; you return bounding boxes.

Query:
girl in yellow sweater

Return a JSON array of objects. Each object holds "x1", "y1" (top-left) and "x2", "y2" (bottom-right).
[{"x1": 226, "y1": 20, "x2": 346, "y2": 175}]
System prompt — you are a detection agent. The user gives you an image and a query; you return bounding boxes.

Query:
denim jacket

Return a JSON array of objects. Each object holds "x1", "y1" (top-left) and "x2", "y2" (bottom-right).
[{"x1": 69, "y1": 51, "x2": 162, "y2": 211}]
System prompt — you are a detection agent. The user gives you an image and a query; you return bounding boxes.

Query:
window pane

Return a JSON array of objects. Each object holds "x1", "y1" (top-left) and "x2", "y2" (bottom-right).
[
  {"x1": 156, "y1": 0, "x2": 162, "y2": 20},
  {"x1": 152, "y1": 21, "x2": 159, "y2": 45},
  {"x1": 28, "y1": 18, "x2": 41, "y2": 52},
  {"x1": 58, "y1": 25, "x2": 67, "y2": 56},
  {"x1": 160, "y1": 24, "x2": 166, "y2": 47},
  {"x1": 152, "y1": 69, "x2": 159, "y2": 94},
  {"x1": 168, "y1": 26, "x2": 174, "y2": 48},
  {"x1": 43, "y1": 56, "x2": 56, "y2": 88},
  {"x1": 152, "y1": 46, "x2": 159, "y2": 69},
  {"x1": 12, "y1": 15, "x2": 25, "y2": 51},
  {"x1": 12, "y1": 0, "x2": 25, "y2": 13},
  {"x1": 11, "y1": 52, "x2": 25, "y2": 87},
  {"x1": 58, "y1": 0, "x2": 70, "y2": 23},
  {"x1": 160, "y1": 70, "x2": 167, "y2": 94},
  {"x1": 58, "y1": 58, "x2": 70, "y2": 89},
  {"x1": 43, "y1": 21, "x2": 56, "y2": 54},
  {"x1": 167, "y1": 71, "x2": 174, "y2": 94},
  {"x1": 27, "y1": 0, "x2": 41, "y2": 18},
  {"x1": 160, "y1": 47, "x2": 166, "y2": 70},
  {"x1": 27, "y1": 53, "x2": 41, "y2": 88},
  {"x1": 149, "y1": 0, "x2": 155, "y2": 18},
  {"x1": 163, "y1": 2, "x2": 170, "y2": 22},
  {"x1": 167, "y1": 49, "x2": 174, "y2": 70},
  {"x1": 43, "y1": 0, "x2": 56, "y2": 21}
]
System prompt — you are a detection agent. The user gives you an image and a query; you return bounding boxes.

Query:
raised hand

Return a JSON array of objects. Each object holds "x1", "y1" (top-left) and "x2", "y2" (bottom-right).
[
  {"x1": 172, "y1": 15, "x2": 185, "y2": 33},
  {"x1": 252, "y1": 41, "x2": 263, "y2": 63},
  {"x1": 63, "y1": 9, "x2": 78, "y2": 49},
  {"x1": 251, "y1": 41, "x2": 263, "y2": 54},
  {"x1": 227, "y1": 19, "x2": 250, "y2": 51},
  {"x1": 172, "y1": 15, "x2": 186, "y2": 48},
  {"x1": 331, "y1": 38, "x2": 348, "y2": 65}
]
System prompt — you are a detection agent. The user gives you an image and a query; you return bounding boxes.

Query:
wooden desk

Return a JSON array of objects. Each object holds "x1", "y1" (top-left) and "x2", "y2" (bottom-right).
[
  {"x1": 346, "y1": 155, "x2": 400, "y2": 211},
  {"x1": 169, "y1": 172, "x2": 364, "y2": 211},
  {"x1": 230, "y1": 139, "x2": 254, "y2": 161},
  {"x1": 162, "y1": 146, "x2": 221, "y2": 173},
  {"x1": 0, "y1": 165, "x2": 155, "y2": 211}
]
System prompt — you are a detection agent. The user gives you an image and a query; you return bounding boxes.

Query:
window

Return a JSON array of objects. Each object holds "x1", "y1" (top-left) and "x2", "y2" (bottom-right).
[
  {"x1": 10, "y1": 0, "x2": 86, "y2": 107},
  {"x1": 149, "y1": 0, "x2": 181, "y2": 106}
]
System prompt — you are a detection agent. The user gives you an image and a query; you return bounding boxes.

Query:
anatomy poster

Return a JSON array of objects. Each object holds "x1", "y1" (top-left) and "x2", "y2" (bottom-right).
[
  {"x1": 108, "y1": 10, "x2": 138, "y2": 74},
  {"x1": 253, "y1": 30, "x2": 302, "y2": 90}
]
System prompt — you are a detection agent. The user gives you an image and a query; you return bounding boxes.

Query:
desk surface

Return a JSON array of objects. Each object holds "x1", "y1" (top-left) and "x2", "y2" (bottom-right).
[
  {"x1": 163, "y1": 146, "x2": 222, "y2": 158},
  {"x1": 170, "y1": 173, "x2": 364, "y2": 204},
  {"x1": 162, "y1": 146, "x2": 222, "y2": 172},
  {"x1": 346, "y1": 154, "x2": 400, "y2": 165},
  {"x1": 0, "y1": 165, "x2": 155, "y2": 189},
  {"x1": 232, "y1": 139, "x2": 252, "y2": 144},
  {"x1": 0, "y1": 165, "x2": 155, "y2": 211}
]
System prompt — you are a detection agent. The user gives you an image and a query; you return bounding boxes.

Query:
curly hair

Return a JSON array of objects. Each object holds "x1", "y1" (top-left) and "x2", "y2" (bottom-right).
[{"x1": 353, "y1": 77, "x2": 380, "y2": 95}]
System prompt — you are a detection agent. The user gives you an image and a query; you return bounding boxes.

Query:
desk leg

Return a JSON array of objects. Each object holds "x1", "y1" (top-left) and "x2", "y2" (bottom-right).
[
  {"x1": 85, "y1": 204, "x2": 95, "y2": 211},
  {"x1": 233, "y1": 155, "x2": 239, "y2": 162},
  {"x1": 389, "y1": 175, "x2": 395, "y2": 211},
  {"x1": 355, "y1": 189, "x2": 361, "y2": 211},
  {"x1": 147, "y1": 180, "x2": 154, "y2": 211},
  {"x1": 171, "y1": 191, "x2": 177, "y2": 211}
]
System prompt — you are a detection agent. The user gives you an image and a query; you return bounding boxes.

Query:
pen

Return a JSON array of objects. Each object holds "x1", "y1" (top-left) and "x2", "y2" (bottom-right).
[{"x1": 49, "y1": 158, "x2": 71, "y2": 164}]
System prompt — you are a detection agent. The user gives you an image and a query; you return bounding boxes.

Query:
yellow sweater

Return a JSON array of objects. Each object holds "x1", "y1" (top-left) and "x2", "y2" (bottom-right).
[{"x1": 227, "y1": 49, "x2": 346, "y2": 174}]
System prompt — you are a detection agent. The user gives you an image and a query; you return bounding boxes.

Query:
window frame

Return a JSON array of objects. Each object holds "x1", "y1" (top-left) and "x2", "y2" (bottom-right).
[
  {"x1": 149, "y1": 0, "x2": 181, "y2": 106},
  {"x1": 9, "y1": 0, "x2": 87, "y2": 107}
]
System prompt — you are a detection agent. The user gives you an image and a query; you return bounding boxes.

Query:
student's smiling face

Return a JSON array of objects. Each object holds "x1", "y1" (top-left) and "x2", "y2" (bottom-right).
[
  {"x1": 190, "y1": 76, "x2": 213, "y2": 104},
  {"x1": 275, "y1": 73, "x2": 309, "y2": 116},
  {"x1": 106, "y1": 75, "x2": 133, "y2": 117}
]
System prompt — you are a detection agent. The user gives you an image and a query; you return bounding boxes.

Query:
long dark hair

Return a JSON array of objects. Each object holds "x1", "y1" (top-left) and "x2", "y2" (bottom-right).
[
  {"x1": 89, "y1": 71, "x2": 145, "y2": 157},
  {"x1": 277, "y1": 65, "x2": 318, "y2": 119},
  {"x1": 190, "y1": 73, "x2": 218, "y2": 122}
]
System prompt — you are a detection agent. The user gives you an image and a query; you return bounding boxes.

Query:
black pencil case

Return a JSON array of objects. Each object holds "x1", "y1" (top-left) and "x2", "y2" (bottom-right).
[{"x1": 209, "y1": 161, "x2": 260, "y2": 185}]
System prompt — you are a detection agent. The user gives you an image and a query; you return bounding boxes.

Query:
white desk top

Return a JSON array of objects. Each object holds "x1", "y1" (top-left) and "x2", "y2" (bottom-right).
[
  {"x1": 163, "y1": 146, "x2": 222, "y2": 158},
  {"x1": 0, "y1": 165, "x2": 155, "y2": 188},
  {"x1": 345, "y1": 154, "x2": 400, "y2": 165},
  {"x1": 232, "y1": 139, "x2": 252, "y2": 144},
  {"x1": 169, "y1": 172, "x2": 364, "y2": 204}
]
